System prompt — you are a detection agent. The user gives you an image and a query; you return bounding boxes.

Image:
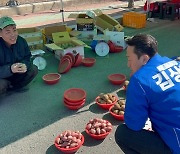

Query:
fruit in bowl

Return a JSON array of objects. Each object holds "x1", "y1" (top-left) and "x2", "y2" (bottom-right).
[
  {"x1": 54, "y1": 130, "x2": 84, "y2": 153},
  {"x1": 85, "y1": 118, "x2": 112, "y2": 140},
  {"x1": 95, "y1": 93, "x2": 118, "y2": 110},
  {"x1": 109, "y1": 98, "x2": 126, "y2": 120}
]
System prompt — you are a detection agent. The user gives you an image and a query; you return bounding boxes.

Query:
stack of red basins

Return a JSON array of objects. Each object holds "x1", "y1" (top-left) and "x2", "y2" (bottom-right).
[
  {"x1": 58, "y1": 53, "x2": 82, "y2": 74},
  {"x1": 63, "y1": 88, "x2": 86, "y2": 110}
]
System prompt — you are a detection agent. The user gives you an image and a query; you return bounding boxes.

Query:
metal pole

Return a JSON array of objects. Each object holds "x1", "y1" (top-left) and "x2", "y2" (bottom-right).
[{"x1": 60, "y1": 0, "x2": 65, "y2": 23}]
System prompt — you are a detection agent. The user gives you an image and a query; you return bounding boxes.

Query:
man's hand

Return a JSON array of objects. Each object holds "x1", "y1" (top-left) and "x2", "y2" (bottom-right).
[{"x1": 11, "y1": 63, "x2": 27, "y2": 73}]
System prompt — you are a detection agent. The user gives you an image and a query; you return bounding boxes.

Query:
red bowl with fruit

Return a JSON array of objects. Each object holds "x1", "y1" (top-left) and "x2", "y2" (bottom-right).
[
  {"x1": 109, "y1": 105, "x2": 124, "y2": 121},
  {"x1": 95, "y1": 95, "x2": 118, "y2": 110},
  {"x1": 85, "y1": 118, "x2": 112, "y2": 140},
  {"x1": 54, "y1": 130, "x2": 84, "y2": 153}
]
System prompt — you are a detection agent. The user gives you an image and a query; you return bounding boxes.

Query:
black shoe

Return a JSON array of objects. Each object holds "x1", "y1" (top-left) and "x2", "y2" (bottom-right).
[
  {"x1": 8, "y1": 86, "x2": 29, "y2": 93},
  {"x1": 14, "y1": 87, "x2": 29, "y2": 93}
]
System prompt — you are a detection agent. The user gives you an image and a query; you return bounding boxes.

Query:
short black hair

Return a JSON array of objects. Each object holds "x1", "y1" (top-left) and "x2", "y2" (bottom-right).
[{"x1": 126, "y1": 34, "x2": 158, "y2": 59}]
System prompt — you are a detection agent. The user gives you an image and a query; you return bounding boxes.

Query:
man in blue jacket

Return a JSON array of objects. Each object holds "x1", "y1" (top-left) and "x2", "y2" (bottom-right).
[
  {"x1": 115, "y1": 34, "x2": 180, "y2": 154},
  {"x1": 0, "y1": 16, "x2": 38, "y2": 95}
]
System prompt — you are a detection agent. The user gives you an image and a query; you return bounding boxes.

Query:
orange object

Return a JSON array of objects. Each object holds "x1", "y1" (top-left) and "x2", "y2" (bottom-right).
[{"x1": 123, "y1": 12, "x2": 146, "y2": 29}]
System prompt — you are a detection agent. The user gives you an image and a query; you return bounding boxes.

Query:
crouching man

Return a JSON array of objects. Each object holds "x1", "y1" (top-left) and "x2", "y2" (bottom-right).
[
  {"x1": 115, "y1": 34, "x2": 180, "y2": 154},
  {"x1": 0, "y1": 16, "x2": 38, "y2": 95}
]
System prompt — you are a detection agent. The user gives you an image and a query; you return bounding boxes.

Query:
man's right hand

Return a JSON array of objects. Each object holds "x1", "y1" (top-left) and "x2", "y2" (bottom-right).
[{"x1": 11, "y1": 63, "x2": 27, "y2": 73}]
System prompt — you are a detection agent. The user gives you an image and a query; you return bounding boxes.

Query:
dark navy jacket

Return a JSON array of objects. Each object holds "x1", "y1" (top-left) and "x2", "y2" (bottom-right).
[{"x1": 0, "y1": 36, "x2": 31, "y2": 79}]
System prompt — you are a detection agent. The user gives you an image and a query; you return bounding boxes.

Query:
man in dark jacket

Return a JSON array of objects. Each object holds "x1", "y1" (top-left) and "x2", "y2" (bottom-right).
[{"x1": 0, "y1": 16, "x2": 38, "y2": 95}]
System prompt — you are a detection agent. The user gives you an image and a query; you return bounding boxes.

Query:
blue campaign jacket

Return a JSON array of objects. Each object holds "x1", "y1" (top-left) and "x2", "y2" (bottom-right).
[
  {"x1": 125, "y1": 54, "x2": 180, "y2": 153},
  {"x1": 0, "y1": 36, "x2": 31, "y2": 79}
]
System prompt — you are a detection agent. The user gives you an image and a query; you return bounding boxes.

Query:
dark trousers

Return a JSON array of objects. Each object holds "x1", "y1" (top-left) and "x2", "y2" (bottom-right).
[
  {"x1": 0, "y1": 65, "x2": 38, "y2": 94},
  {"x1": 115, "y1": 124, "x2": 172, "y2": 154}
]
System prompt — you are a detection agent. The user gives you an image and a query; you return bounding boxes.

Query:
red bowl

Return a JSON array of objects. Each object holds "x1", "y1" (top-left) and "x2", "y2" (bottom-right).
[
  {"x1": 82, "y1": 58, "x2": 96, "y2": 67},
  {"x1": 61, "y1": 54, "x2": 73, "y2": 65},
  {"x1": 42, "y1": 73, "x2": 61, "y2": 85},
  {"x1": 58, "y1": 58, "x2": 72, "y2": 74},
  {"x1": 64, "y1": 88, "x2": 86, "y2": 103},
  {"x1": 64, "y1": 101, "x2": 85, "y2": 110},
  {"x1": 64, "y1": 98, "x2": 86, "y2": 106},
  {"x1": 65, "y1": 53, "x2": 75, "y2": 65},
  {"x1": 73, "y1": 53, "x2": 82, "y2": 67},
  {"x1": 54, "y1": 134, "x2": 84, "y2": 153},
  {"x1": 109, "y1": 106, "x2": 124, "y2": 121},
  {"x1": 108, "y1": 73, "x2": 126, "y2": 85},
  {"x1": 85, "y1": 120, "x2": 112, "y2": 140},
  {"x1": 95, "y1": 95, "x2": 118, "y2": 110}
]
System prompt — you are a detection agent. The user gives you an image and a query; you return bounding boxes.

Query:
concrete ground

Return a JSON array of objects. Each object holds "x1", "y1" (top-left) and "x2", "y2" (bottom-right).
[
  {"x1": 1, "y1": 0, "x2": 147, "y2": 28},
  {"x1": 1, "y1": 1, "x2": 180, "y2": 154}
]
